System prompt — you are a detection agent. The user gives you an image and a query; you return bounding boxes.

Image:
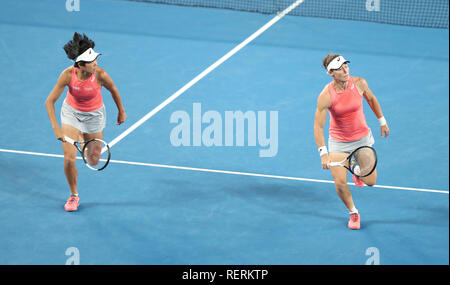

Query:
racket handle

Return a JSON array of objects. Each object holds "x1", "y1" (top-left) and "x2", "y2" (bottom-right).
[
  {"x1": 64, "y1": 136, "x2": 75, "y2": 145},
  {"x1": 328, "y1": 162, "x2": 341, "y2": 167}
]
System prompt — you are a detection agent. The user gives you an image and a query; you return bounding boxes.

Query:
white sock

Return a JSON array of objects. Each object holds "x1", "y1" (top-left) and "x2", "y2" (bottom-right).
[{"x1": 349, "y1": 206, "x2": 358, "y2": 214}]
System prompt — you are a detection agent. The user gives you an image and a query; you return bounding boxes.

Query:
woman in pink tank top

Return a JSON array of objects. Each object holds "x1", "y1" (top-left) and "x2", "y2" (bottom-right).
[
  {"x1": 45, "y1": 33, "x2": 127, "y2": 212},
  {"x1": 313, "y1": 54, "x2": 390, "y2": 230}
]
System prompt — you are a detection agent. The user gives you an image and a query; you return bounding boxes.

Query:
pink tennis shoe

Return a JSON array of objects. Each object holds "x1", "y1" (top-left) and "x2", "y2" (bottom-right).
[
  {"x1": 64, "y1": 196, "x2": 80, "y2": 212},
  {"x1": 352, "y1": 174, "x2": 365, "y2": 188},
  {"x1": 348, "y1": 213, "x2": 361, "y2": 230}
]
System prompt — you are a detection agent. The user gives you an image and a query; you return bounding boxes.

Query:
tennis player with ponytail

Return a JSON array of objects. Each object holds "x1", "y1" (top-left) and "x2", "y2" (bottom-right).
[
  {"x1": 45, "y1": 33, "x2": 126, "y2": 212},
  {"x1": 314, "y1": 54, "x2": 389, "y2": 230}
]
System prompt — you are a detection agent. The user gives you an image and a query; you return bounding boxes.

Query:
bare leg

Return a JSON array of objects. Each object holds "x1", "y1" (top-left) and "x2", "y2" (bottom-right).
[
  {"x1": 61, "y1": 124, "x2": 82, "y2": 195},
  {"x1": 83, "y1": 131, "x2": 103, "y2": 141},
  {"x1": 329, "y1": 152, "x2": 356, "y2": 212},
  {"x1": 83, "y1": 131, "x2": 104, "y2": 165},
  {"x1": 361, "y1": 168, "x2": 377, "y2": 186}
]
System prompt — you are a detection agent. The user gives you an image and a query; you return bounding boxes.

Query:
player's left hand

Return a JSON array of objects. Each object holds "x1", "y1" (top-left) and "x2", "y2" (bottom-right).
[
  {"x1": 117, "y1": 110, "x2": 127, "y2": 125},
  {"x1": 380, "y1": 124, "x2": 389, "y2": 137}
]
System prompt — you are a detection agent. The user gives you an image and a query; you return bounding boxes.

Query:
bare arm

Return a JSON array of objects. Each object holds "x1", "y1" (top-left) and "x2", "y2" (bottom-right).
[
  {"x1": 99, "y1": 69, "x2": 126, "y2": 125},
  {"x1": 357, "y1": 77, "x2": 390, "y2": 137},
  {"x1": 45, "y1": 68, "x2": 71, "y2": 141},
  {"x1": 314, "y1": 86, "x2": 332, "y2": 169}
]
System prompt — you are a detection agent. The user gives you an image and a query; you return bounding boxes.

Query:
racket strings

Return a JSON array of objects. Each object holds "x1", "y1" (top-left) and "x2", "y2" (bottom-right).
[
  {"x1": 353, "y1": 148, "x2": 376, "y2": 176},
  {"x1": 83, "y1": 140, "x2": 109, "y2": 170}
]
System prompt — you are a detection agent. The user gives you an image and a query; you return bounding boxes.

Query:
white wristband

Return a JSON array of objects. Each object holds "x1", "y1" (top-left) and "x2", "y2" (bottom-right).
[
  {"x1": 318, "y1": 146, "x2": 328, "y2": 157},
  {"x1": 378, "y1": 116, "x2": 387, "y2": 126}
]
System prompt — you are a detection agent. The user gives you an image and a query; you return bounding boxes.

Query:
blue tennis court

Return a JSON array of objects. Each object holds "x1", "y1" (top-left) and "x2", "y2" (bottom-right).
[{"x1": 0, "y1": 0, "x2": 448, "y2": 265}]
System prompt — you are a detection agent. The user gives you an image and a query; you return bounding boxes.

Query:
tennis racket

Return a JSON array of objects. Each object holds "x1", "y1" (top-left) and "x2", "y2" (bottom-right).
[
  {"x1": 328, "y1": 146, "x2": 377, "y2": 177},
  {"x1": 64, "y1": 136, "x2": 111, "y2": 171}
]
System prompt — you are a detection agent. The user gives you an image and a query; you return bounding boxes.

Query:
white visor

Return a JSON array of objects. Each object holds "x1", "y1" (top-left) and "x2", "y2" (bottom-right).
[
  {"x1": 75, "y1": 48, "x2": 101, "y2": 63},
  {"x1": 326, "y1": 55, "x2": 350, "y2": 72}
]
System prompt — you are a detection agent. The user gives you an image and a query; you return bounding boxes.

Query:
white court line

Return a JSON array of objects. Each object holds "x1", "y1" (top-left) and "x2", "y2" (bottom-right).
[
  {"x1": 107, "y1": 0, "x2": 305, "y2": 149},
  {"x1": 1, "y1": 148, "x2": 448, "y2": 195}
]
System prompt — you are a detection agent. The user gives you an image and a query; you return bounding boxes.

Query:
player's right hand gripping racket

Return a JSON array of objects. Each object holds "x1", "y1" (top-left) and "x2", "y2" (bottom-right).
[
  {"x1": 64, "y1": 136, "x2": 111, "y2": 171},
  {"x1": 328, "y1": 146, "x2": 377, "y2": 177}
]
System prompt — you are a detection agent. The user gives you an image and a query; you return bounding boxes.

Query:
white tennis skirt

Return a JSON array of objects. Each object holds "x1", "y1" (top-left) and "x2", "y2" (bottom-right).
[
  {"x1": 61, "y1": 100, "x2": 106, "y2": 134},
  {"x1": 328, "y1": 128, "x2": 375, "y2": 153}
]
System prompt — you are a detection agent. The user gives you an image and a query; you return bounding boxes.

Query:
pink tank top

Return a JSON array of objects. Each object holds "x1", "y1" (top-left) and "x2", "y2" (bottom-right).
[
  {"x1": 66, "y1": 67, "x2": 103, "y2": 112},
  {"x1": 327, "y1": 77, "x2": 369, "y2": 142}
]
